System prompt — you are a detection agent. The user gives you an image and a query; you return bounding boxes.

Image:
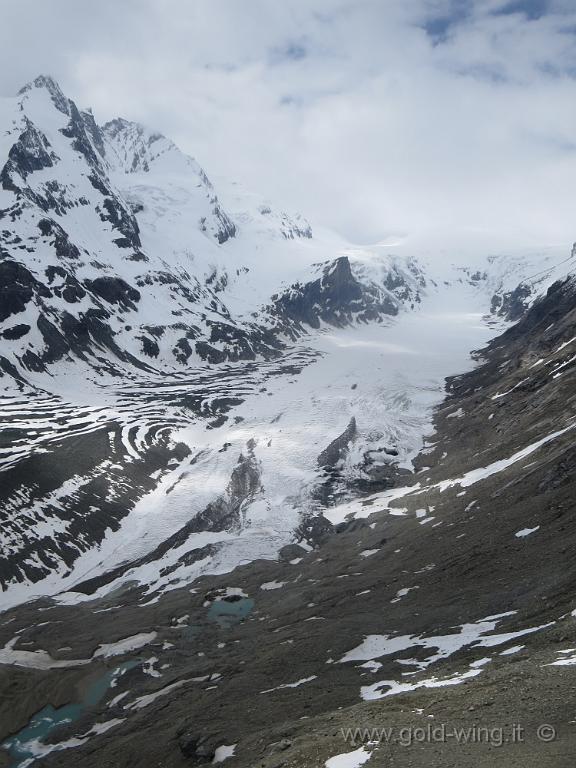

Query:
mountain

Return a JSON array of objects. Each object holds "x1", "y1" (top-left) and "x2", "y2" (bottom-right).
[
  {"x1": 0, "y1": 75, "x2": 573, "y2": 602},
  {"x1": 0, "y1": 75, "x2": 429, "y2": 393},
  {"x1": 1, "y1": 75, "x2": 576, "y2": 768},
  {"x1": 1, "y1": 74, "x2": 573, "y2": 599}
]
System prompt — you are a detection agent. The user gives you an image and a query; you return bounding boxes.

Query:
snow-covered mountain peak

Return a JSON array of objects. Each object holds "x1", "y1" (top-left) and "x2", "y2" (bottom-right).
[
  {"x1": 101, "y1": 116, "x2": 237, "y2": 243},
  {"x1": 102, "y1": 117, "x2": 203, "y2": 177},
  {"x1": 17, "y1": 74, "x2": 70, "y2": 115}
]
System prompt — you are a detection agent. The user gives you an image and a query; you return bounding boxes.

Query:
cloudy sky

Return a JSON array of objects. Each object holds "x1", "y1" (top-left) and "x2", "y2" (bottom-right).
[{"x1": 1, "y1": 0, "x2": 576, "y2": 249}]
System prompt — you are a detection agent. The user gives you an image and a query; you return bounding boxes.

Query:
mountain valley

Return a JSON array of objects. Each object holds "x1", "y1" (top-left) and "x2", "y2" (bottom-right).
[{"x1": 0, "y1": 76, "x2": 575, "y2": 768}]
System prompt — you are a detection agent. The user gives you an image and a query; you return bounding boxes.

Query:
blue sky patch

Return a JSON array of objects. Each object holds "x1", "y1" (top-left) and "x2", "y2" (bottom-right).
[
  {"x1": 422, "y1": 0, "x2": 473, "y2": 43},
  {"x1": 493, "y1": 0, "x2": 549, "y2": 20}
]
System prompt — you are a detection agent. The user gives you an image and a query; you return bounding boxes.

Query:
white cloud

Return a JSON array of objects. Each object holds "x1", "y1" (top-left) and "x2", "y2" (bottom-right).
[{"x1": 1, "y1": 0, "x2": 576, "y2": 249}]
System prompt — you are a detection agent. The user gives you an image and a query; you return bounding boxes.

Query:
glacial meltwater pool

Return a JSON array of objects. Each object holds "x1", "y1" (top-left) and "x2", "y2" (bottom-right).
[
  {"x1": 207, "y1": 597, "x2": 255, "y2": 629},
  {"x1": 3, "y1": 661, "x2": 139, "y2": 768}
]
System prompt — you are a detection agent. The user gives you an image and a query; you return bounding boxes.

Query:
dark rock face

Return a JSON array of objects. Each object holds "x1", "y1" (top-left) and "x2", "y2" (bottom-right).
[
  {"x1": 271, "y1": 256, "x2": 399, "y2": 333},
  {"x1": 37, "y1": 315, "x2": 70, "y2": 364},
  {"x1": 350, "y1": 445, "x2": 411, "y2": 494},
  {"x1": 1, "y1": 324, "x2": 30, "y2": 340},
  {"x1": 0, "y1": 120, "x2": 58, "y2": 191},
  {"x1": 490, "y1": 282, "x2": 533, "y2": 321},
  {"x1": 165, "y1": 442, "x2": 261, "y2": 539},
  {"x1": 0, "y1": 261, "x2": 51, "y2": 322},
  {"x1": 38, "y1": 219, "x2": 81, "y2": 261},
  {"x1": 61, "y1": 100, "x2": 106, "y2": 173},
  {"x1": 278, "y1": 543, "x2": 308, "y2": 561},
  {"x1": 99, "y1": 196, "x2": 142, "y2": 251},
  {"x1": 199, "y1": 203, "x2": 237, "y2": 244},
  {"x1": 178, "y1": 733, "x2": 216, "y2": 761},
  {"x1": 79, "y1": 109, "x2": 106, "y2": 160},
  {"x1": 486, "y1": 276, "x2": 576, "y2": 351},
  {"x1": 295, "y1": 513, "x2": 334, "y2": 547},
  {"x1": 195, "y1": 321, "x2": 284, "y2": 365},
  {"x1": 173, "y1": 337, "x2": 193, "y2": 364},
  {"x1": 85, "y1": 276, "x2": 141, "y2": 309},
  {"x1": 314, "y1": 417, "x2": 410, "y2": 503},
  {"x1": 140, "y1": 335, "x2": 160, "y2": 358},
  {"x1": 317, "y1": 417, "x2": 357, "y2": 469}
]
